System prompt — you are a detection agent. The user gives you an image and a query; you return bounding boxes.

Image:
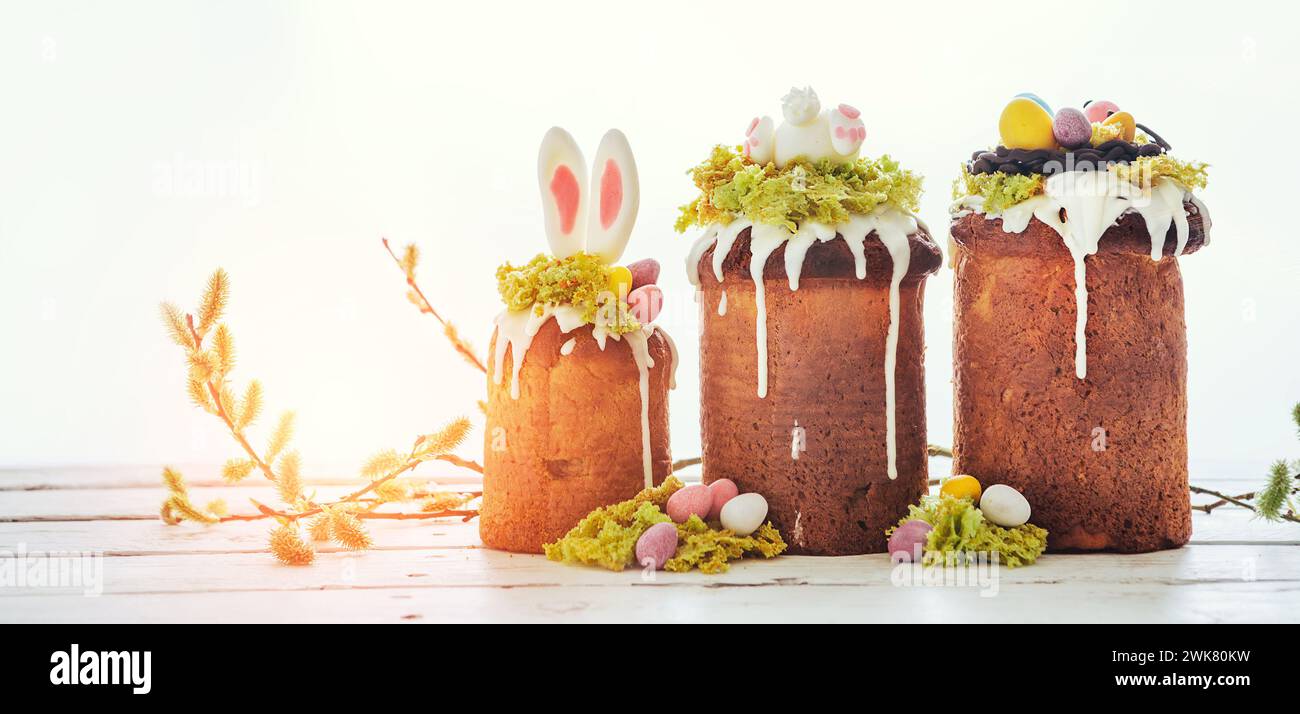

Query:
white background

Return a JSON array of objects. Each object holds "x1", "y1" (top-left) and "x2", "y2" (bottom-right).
[{"x1": 1, "y1": 0, "x2": 1296, "y2": 482}]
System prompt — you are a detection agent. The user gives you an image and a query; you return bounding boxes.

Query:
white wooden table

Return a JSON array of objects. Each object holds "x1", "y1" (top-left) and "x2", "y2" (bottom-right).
[{"x1": 2, "y1": 461, "x2": 1297, "y2": 623}]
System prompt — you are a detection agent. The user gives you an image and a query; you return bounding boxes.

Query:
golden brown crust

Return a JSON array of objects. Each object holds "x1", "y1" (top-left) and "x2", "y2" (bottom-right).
[
  {"x1": 703, "y1": 226, "x2": 943, "y2": 286},
  {"x1": 950, "y1": 201, "x2": 1208, "y2": 260},
  {"x1": 950, "y1": 213, "x2": 1194, "y2": 553},
  {"x1": 696, "y1": 262, "x2": 932, "y2": 555},
  {"x1": 480, "y1": 321, "x2": 672, "y2": 554}
]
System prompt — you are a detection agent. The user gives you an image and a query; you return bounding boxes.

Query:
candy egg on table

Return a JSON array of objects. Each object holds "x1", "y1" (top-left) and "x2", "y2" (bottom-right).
[
  {"x1": 627, "y1": 284, "x2": 663, "y2": 324},
  {"x1": 635, "y1": 521, "x2": 678, "y2": 570},
  {"x1": 706, "y1": 478, "x2": 739, "y2": 520},
  {"x1": 1102, "y1": 111, "x2": 1137, "y2": 142},
  {"x1": 998, "y1": 96, "x2": 1056, "y2": 150},
  {"x1": 940, "y1": 474, "x2": 982, "y2": 501},
  {"x1": 1052, "y1": 107, "x2": 1092, "y2": 149},
  {"x1": 627, "y1": 258, "x2": 660, "y2": 290},
  {"x1": 719, "y1": 492, "x2": 768, "y2": 536},
  {"x1": 1083, "y1": 99, "x2": 1120, "y2": 124},
  {"x1": 979, "y1": 484, "x2": 1031, "y2": 528},
  {"x1": 665, "y1": 484, "x2": 712, "y2": 523},
  {"x1": 1014, "y1": 92, "x2": 1053, "y2": 115},
  {"x1": 607, "y1": 265, "x2": 633, "y2": 299},
  {"x1": 888, "y1": 520, "x2": 933, "y2": 563}
]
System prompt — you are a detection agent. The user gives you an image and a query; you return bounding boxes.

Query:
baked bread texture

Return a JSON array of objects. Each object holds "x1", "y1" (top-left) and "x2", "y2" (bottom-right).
[
  {"x1": 949, "y1": 204, "x2": 1208, "y2": 552},
  {"x1": 696, "y1": 227, "x2": 942, "y2": 555},
  {"x1": 480, "y1": 321, "x2": 672, "y2": 554}
]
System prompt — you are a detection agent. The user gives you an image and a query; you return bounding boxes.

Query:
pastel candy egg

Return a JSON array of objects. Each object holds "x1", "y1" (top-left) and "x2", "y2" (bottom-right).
[
  {"x1": 998, "y1": 97, "x2": 1056, "y2": 150},
  {"x1": 627, "y1": 284, "x2": 663, "y2": 324},
  {"x1": 1102, "y1": 111, "x2": 1137, "y2": 142},
  {"x1": 665, "y1": 484, "x2": 712, "y2": 523},
  {"x1": 940, "y1": 474, "x2": 982, "y2": 501},
  {"x1": 888, "y1": 520, "x2": 933, "y2": 563},
  {"x1": 635, "y1": 522, "x2": 678, "y2": 570},
  {"x1": 607, "y1": 265, "x2": 633, "y2": 299},
  {"x1": 719, "y1": 492, "x2": 768, "y2": 536},
  {"x1": 1052, "y1": 107, "x2": 1092, "y2": 149},
  {"x1": 627, "y1": 258, "x2": 660, "y2": 290},
  {"x1": 1015, "y1": 92, "x2": 1053, "y2": 115},
  {"x1": 979, "y1": 484, "x2": 1031, "y2": 528},
  {"x1": 1083, "y1": 100, "x2": 1120, "y2": 124},
  {"x1": 706, "y1": 478, "x2": 739, "y2": 520}
]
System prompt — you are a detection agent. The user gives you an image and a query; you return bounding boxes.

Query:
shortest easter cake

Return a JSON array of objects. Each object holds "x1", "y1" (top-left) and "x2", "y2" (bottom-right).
[{"x1": 481, "y1": 127, "x2": 678, "y2": 554}]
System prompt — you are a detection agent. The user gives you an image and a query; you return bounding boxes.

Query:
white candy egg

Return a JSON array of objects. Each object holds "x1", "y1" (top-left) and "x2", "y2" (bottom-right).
[
  {"x1": 979, "y1": 484, "x2": 1031, "y2": 528},
  {"x1": 719, "y1": 492, "x2": 768, "y2": 537}
]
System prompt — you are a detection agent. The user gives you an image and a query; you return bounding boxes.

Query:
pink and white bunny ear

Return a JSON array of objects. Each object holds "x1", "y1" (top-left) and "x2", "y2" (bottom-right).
[
  {"x1": 584, "y1": 129, "x2": 639, "y2": 264},
  {"x1": 537, "y1": 127, "x2": 587, "y2": 258}
]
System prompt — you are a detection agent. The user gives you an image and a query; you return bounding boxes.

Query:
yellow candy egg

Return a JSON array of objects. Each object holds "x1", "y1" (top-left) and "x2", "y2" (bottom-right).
[
  {"x1": 940, "y1": 474, "x2": 983, "y2": 501},
  {"x1": 998, "y1": 97, "x2": 1056, "y2": 150},
  {"x1": 1102, "y1": 111, "x2": 1137, "y2": 142},
  {"x1": 607, "y1": 265, "x2": 633, "y2": 298}
]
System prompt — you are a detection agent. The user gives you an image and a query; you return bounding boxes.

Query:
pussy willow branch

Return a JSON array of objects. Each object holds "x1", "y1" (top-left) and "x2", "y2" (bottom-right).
[
  {"x1": 1190, "y1": 485, "x2": 1300, "y2": 523},
  {"x1": 382, "y1": 237, "x2": 488, "y2": 374},
  {"x1": 186, "y1": 314, "x2": 279, "y2": 483}
]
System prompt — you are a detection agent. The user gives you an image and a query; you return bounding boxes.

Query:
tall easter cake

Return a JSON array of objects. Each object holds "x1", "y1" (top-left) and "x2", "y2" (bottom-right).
[
  {"x1": 481, "y1": 128, "x2": 678, "y2": 554},
  {"x1": 678, "y1": 87, "x2": 942, "y2": 555},
  {"x1": 950, "y1": 95, "x2": 1211, "y2": 552}
]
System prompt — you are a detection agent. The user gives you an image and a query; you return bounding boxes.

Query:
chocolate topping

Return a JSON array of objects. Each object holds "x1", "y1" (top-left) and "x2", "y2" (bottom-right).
[{"x1": 967, "y1": 139, "x2": 1165, "y2": 177}]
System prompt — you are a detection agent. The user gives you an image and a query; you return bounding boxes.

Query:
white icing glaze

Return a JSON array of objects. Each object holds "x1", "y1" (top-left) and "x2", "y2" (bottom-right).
[
  {"x1": 493, "y1": 307, "x2": 670, "y2": 488},
  {"x1": 687, "y1": 206, "x2": 919, "y2": 478},
  {"x1": 717, "y1": 290, "x2": 727, "y2": 316},
  {"x1": 952, "y1": 175, "x2": 1204, "y2": 380}
]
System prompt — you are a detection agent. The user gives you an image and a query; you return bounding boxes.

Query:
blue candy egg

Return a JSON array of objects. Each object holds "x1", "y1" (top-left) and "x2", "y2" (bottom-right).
[{"x1": 1015, "y1": 92, "x2": 1053, "y2": 116}]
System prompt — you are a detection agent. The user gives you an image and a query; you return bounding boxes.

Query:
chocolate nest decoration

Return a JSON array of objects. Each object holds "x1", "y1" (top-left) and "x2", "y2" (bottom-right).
[{"x1": 967, "y1": 122, "x2": 1174, "y2": 177}]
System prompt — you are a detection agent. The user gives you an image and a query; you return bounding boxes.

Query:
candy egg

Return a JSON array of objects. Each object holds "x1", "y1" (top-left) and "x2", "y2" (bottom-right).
[
  {"x1": 1083, "y1": 99, "x2": 1120, "y2": 124},
  {"x1": 1052, "y1": 107, "x2": 1092, "y2": 149},
  {"x1": 665, "y1": 484, "x2": 712, "y2": 523},
  {"x1": 940, "y1": 474, "x2": 982, "y2": 501},
  {"x1": 1102, "y1": 111, "x2": 1137, "y2": 142},
  {"x1": 607, "y1": 265, "x2": 633, "y2": 299},
  {"x1": 998, "y1": 97, "x2": 1056, "y2": 150},
  {"x1": 635, "y1": 522, "x2": 678, "y2": 570},
  {"x1": 888, "y1": 520, "x2": 933, "y2": 563},
  {"x1": 979, "y1": 484, "x2": 1031, "y2": 528},
  {"x1": 706, "y1": 478, "x2": 739, "y2": 520},
  {"x1": 627, "y1": 258, "x2": 660, "y2": 290},
  {"x1": 627, "y1": 284, "x2": 663, "y2": 324},
  {"x1": 1015, "y1": 92, "x2": 1053, "y2": 115},
  {"x1": 719, "y1": 492, "x2": 768, "y2": 536}
]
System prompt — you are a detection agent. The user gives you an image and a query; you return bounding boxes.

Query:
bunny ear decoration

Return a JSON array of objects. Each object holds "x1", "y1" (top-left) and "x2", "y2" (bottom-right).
[
  {"x1": 584, "y1": 129, "x2": 639, "y2": 264},
  {"x1": 538, "y1": 127, "x2": 588, "y2": 259}
]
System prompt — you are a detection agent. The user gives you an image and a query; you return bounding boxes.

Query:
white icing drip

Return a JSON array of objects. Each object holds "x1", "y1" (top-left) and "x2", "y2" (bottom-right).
[
  {"x1": 868, "y1": 211, "x2": 916, "y2": 481},
  {"x1": 712, "y1": 219, "x2": 752, "y2": 283},
  {"x1": 717, "y1": 290, "x2": 727, "y2": 316},
  {"x1": 685, "y1": 224, "x2": 720, "y2": 288},
  {"x1": 623, "y1": 328, "x2": 655, "y2": 488},
  {"x1": 747, "y1": 224, "x2": 788, "y2": 398},
  {"x1": 493, "y1": 307, "x2": 671, "y2": 489},
  {"x1": 954, "y1": 176, "x2": 1202, "y2": 380}
]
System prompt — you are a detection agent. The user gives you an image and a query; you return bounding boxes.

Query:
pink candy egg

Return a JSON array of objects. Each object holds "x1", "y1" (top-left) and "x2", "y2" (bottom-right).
[
  {"x1": 636, "y1": 522, "x2": 678, "y2": 570},
  {"x1": 706, "y1": 478, "x2": 739, "y2": 520},
  {"x1": 1083, "y1": 100, "x2": 1119, "y2": 124},
  {"x1": 888, "y1": 520, "x2": 933, "y2": 563},
  {"x1": 665, "y1": 484, "x2": 712, "y2": 523},
  {"x1": 1052, "y1": 107, "x2": 1092, "y2": 149},
  {"x1": 627, "y1": 284, "x2": 663, "y2": 324},
  {"x1": 627, "y1": 258, "x2": 660, "y2": 290}
]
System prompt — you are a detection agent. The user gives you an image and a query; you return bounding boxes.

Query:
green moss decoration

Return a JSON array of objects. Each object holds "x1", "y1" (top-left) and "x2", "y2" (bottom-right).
[
  {"x1": 675, "y1": 145, "x2": 923, "y2": 233},
  {"x1": 542, "y1": 477, "x2": 682, "y2": 571},
  {"x1": 1113, "y1": 155, "x2": 1210, "y2": 192},
  {"x1": 952, "y1": 165, "x2": 1045, "y2": 214},
  {"x1": 665, "y1": 515, "x2": 788, "y2": 574},
  {"x1": 495, "y1": 252, "x2": 639, "y2": 334},
  {"x1": 887, "y1": 494, "x2": 1049, "y2": 568},
  {"x1": 544, "y1": 476, "x2": 788, "y2": 573}
]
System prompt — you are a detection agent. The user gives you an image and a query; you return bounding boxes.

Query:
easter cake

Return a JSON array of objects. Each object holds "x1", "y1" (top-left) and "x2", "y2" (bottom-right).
[
  {"x1": 481, "y1": 127, "x2": 678, "y2": 554},
  {"x1": 678, "y1": 87, "x2": 942, "y2": 556},
  {"x1": 949, "y1": 95, "x2": 1211, "y2": 553}
]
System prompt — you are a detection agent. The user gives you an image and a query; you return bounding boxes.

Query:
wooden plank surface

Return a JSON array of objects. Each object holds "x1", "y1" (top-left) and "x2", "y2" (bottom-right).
[{"x1": 0, "y1": 462, "x2": 1295, "y2": 624}]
